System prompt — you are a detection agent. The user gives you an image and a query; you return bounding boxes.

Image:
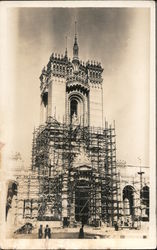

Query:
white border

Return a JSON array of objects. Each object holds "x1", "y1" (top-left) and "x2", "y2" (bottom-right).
[
  {"x1": 0, "y1": 1, "x2": 156, "y2": 249},
  {"x1": 0, "y1": 0, "x2": 156, "y2": 8}
]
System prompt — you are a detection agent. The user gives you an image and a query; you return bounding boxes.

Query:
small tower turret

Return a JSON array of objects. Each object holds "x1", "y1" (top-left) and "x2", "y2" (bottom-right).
[{"x1": 72, "y1": 22, "x2": 79, "y2": 72}]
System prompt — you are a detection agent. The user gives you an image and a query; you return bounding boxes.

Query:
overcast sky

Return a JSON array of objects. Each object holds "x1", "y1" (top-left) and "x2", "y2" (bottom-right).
[{"x1": 1, "y1": 7, "x2": 150, "y2": 167}]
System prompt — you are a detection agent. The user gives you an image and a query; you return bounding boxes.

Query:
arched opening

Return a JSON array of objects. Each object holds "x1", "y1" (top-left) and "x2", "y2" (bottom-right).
[
  {"x1": 74, "y1": 166, "x2": 92, "y2": 225},
  {"x1": 123, "y1": 185, "x2": 135, "y2": 217},
  {"x1": 70, "y1": 99, "x2": 78, "y2": 122},
  {"x1": 75, "y1": 179, "x2": 90, "y2": 225},
  {"x1": 140, "y1": 185, "x2": 149, "y2": 221},
  {"x1": 69, "y1": 94, "x2": 84, "y2": 126},
  {"x1": 6, "y1": 181, "x2": 18, "y2": 220}
]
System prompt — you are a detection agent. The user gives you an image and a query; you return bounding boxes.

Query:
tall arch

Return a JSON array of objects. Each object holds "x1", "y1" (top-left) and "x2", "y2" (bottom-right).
[
  {"x1": 141, "y1": 185, "x2": 149, "y2": 220},
  {"x1": 123, "y1": 185, "x2": 135, "y2": 216},
  {"x1": 68, "y1": 93, "x2": 85, "y2": 126},
  {"x1": 70, "y1": 99, "x2": 78, "y2": 120},
  {"x1": 74, "y1": 165, "x2": 92, "y2": 225},
  {"x1": 6, "y1": 181, "x2": 18, "y2": 220}
]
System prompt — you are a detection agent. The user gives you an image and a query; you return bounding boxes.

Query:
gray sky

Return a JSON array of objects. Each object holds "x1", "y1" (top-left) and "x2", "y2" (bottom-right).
[{"x1": 1, "y1": 7, "x2": 150, "y2": 167}]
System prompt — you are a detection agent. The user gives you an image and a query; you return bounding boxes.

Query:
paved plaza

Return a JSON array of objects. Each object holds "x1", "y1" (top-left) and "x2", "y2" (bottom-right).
[{"x1": 12, "y1": 222, "x2": 149, "y2": 239}]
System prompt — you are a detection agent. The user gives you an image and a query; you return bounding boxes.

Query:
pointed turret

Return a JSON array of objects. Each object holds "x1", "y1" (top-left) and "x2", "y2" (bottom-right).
[
  {"x1": 65, "y1": 36, "x2": 68, "y2": 59},
  {"x1": 72, "y1": 21, "x2": 79, "y2": 72},
  {"x1": 73, "y1": 21, "x2": 79, "y2": 60}
]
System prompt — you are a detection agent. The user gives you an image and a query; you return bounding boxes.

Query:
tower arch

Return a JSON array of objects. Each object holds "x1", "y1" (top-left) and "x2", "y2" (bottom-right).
[
  {"x1": 70, "y1": 99, "x2": 78, "y2": 117},
  {"x1": 67, "y1": 92, "x2": 88, "y2": 126}
]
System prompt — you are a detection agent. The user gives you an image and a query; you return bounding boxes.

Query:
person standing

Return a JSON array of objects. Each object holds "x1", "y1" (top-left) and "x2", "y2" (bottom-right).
[
  {"x1": 44, "y1": 224, "x2": 49, "y2": 239},
  {"x1": 48, "y1": 226, "x2": 51, "y2": 239},
  {"x1": 38, "y1": 225, "x2": 43, "y2": 239},
  {"x1": 114, "y1": 222, "x2": 119, "y2": 231},
  {"x1": 78, "y1": 224, "x2": 84, "y2": 239}
]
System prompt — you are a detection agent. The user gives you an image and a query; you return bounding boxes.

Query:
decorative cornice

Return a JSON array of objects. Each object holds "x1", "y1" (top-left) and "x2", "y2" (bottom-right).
[
  {"x1": 66, "y1": 75, "x2": 89, "y2": 93},
  {"x1": 39, "y1": 52, "x2": 103, "y2": 90}
]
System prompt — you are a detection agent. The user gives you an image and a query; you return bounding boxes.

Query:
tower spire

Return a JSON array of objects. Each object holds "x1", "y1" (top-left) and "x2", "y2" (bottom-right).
[
  {"x1": 75, "y1": 21, "x2": 77, "y2": 40},
  {"x1": 65, "y1": 36, "x2": 68, "y2": 58},
  {"x1": 73, "y1": 21, "x2": 79, "y2": 61}
]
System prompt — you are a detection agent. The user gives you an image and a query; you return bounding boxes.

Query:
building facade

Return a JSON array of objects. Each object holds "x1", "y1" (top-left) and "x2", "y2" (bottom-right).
[
  {"x1": 22, "y1": 31, "x2": 119, "y2": 228},
  {"x1": 5, "y1": 31, "x2": 149, "y2": 232}
]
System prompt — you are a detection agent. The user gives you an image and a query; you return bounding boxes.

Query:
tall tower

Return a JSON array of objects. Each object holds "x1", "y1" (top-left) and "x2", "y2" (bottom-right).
[
  {"x1": 26, "y1": 26, "x2": 119, "y2": 228},
  {"x1": 39, "y1": 25, "x2": 104, "y2": 128}
]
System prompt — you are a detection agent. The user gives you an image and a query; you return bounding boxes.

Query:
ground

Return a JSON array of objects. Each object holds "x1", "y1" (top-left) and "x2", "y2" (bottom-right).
[{"x1": 12, "y1": 222, "x2": 149, "y2": 239}]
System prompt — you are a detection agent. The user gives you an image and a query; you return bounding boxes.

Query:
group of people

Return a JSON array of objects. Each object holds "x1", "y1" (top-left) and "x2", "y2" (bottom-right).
[
  {"x1": 38, "y1": 223, "x2": 85, "y2": 239},
  {"x1": 38, "y1": 224, "x2": 51, "y2": 239}
]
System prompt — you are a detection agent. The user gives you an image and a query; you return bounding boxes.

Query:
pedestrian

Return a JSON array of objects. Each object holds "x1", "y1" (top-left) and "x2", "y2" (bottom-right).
[
  {"x1": 44, "y1": 224, "x2": 49, "y2": 239},
  {"x1": 48, "y1": 226, "x2": 51, "y2": 239},
  {"x1": 114, "y1": 222, "x2": 118, "y2": 231},
  {"x1": 78, "y1": 224, "x2": 84, "y2": 239},
  {"x1": 38, "y1": 224, "x2": 43, "y2": 239}
]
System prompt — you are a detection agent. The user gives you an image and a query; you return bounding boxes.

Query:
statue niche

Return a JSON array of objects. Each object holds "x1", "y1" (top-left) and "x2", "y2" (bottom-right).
[{"x1": 70, "y1": 99, "x2": 79, "y2": 125}]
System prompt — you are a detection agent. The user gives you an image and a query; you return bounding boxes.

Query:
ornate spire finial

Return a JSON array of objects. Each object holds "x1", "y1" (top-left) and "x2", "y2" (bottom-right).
[
  {"x1": 73, "y1": 21, "x2": 79, "y2": 61},
  {"x1": 75, "y1": 21, "x2": 77, "y2": 39},
  {"x1": 65, "y1": 36, "x2": 68, "y2": 58}
]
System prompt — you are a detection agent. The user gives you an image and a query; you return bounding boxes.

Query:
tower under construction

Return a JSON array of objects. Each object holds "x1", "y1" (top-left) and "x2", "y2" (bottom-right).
[{"x1": 18, "y1": 27, "x2": 122, "y2": 228}]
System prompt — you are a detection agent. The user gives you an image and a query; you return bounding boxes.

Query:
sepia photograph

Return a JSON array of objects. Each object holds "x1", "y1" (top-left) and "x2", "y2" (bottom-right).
[{"x1": 0, "y1": 1, "x2": 156, "y2": 249}]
